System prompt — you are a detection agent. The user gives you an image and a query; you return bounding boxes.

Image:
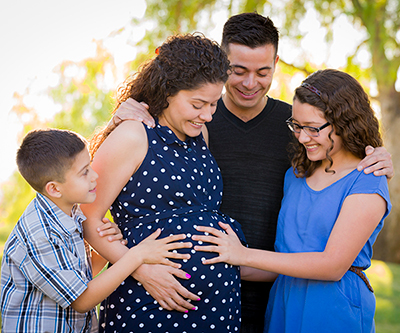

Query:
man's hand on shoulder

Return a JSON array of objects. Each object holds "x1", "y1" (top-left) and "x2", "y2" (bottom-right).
[
  {"x1": 357, "y1": 146, "x2": 394, "y2": 180},
  {"x1": 113, "y1": 98, "x2": 155, "y2": 128}
]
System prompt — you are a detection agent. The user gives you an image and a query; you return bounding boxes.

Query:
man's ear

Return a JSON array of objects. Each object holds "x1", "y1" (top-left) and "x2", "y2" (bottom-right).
[{"x1": 44, "y1": 181, "x2": 62, "y2": 199}]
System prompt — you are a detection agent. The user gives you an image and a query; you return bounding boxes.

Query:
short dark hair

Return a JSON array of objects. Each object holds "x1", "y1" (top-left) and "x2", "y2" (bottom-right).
[
  {"x1": 291, "y1": 69, "x2": 383, "y2": 177},
  {"x1": 221, "y1": 12, "x2": 279, "y2": 56},
  {"x1": 17, "y1": 128, "x2": 87, "y2": 193}
]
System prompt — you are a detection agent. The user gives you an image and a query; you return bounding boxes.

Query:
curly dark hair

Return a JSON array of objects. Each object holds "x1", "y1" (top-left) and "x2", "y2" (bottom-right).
[
  {"x1": 290, "y1": 69, "x2": 383, "y2": 178},
  {"x1": 91, "y1": 33, "x2": 230, "y2": 156},
  {"x1": 221, "y1": 12, "x2": 279, "y2": 57}
]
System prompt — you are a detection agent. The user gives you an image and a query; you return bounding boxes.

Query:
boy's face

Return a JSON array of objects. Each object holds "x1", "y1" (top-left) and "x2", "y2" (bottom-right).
[{"x1": 56, "y1": 148, "x2": 98, "y2": 214}]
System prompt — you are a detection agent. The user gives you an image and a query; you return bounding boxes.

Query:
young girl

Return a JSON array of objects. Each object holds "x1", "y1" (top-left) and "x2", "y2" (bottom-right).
[{"x1": 193, "y1": 69, "x2": 391, "y2": 332}]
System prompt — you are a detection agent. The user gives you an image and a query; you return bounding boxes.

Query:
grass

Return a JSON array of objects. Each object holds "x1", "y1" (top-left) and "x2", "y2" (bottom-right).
[
  {"x1": 1, "y1": 220, "x2": 400, "y2": 332},
  {"x1": 367, "y1": 260, "x2": 400, "y2": 332}
]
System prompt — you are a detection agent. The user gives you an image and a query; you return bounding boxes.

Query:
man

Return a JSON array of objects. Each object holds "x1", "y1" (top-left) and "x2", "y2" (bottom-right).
[{"x1": 111, "y1": 12, "x2": 393, "y2": 332}]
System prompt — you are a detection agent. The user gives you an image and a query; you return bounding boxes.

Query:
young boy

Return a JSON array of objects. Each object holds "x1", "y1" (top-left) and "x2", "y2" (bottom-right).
[{"x1": 0, "y1": 128, "x2": 192, "y2": 333}]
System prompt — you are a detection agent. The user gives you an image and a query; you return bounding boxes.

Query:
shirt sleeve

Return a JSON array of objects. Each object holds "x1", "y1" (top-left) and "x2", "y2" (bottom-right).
[
  {"x1": 349, "y1": 172, "x2": 392, "y2": 219},
  {"x1": 9, "y1": 224, "x2": 89, "y2": 309}
]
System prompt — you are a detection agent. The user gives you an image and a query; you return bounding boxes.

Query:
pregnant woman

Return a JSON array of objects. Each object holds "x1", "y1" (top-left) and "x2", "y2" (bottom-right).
[{"x1": 82, "y1": 33, "x2": 245, "y2": 332}]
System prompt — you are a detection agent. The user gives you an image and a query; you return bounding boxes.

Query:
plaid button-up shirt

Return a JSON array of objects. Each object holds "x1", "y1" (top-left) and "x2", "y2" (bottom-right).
[{"x1": 1, "y1": 193, "x2": 95, "y2": 332}]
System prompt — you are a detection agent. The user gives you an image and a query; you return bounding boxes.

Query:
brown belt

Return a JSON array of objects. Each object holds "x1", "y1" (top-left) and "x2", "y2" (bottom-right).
[{"x1": 348, "y1": 266, "x2": 374, "y2": 292}]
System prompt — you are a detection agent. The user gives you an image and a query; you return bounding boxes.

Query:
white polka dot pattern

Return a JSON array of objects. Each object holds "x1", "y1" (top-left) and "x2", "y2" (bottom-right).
[{"x1": 99, "y1": 122, "x2": 245, "y2": 332}]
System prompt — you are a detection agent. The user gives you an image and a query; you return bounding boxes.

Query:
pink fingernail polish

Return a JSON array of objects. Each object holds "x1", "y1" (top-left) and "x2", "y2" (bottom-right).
[
  {"x1": 197, "y1": 298, "x2": 201, "y2": 301},
  {"x1": 185, "y1": 310, "x2": 188, "y2": 313},
  {"x1": 192, "y1": 307, "x2": 196, "y2": 310},
  {"x1": 186, "y1": 273, "x2": 191, "y2": 278}
]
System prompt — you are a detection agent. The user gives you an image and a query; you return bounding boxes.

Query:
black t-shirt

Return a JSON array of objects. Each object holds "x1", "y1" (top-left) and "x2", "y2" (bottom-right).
[{"x1": 207, "y1": 97, "x2": 293, "y2": 328}]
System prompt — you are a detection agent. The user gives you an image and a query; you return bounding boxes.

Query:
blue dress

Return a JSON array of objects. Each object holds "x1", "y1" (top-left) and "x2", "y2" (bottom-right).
[
  {"x1": 99, "y1": 121, "x2": 245, "y2": 333},
  {"x1": 264, "y1": 168, "x2": 391, "y2": 333}
]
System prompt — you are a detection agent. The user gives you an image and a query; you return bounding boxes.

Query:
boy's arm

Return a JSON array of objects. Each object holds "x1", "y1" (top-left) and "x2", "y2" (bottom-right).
[
  {"x1": 72, "y1": 230, "x2": 192, "y2": 313},
  {"x1": 72, "y1": 244, "x2": 142, "y2": 312}
]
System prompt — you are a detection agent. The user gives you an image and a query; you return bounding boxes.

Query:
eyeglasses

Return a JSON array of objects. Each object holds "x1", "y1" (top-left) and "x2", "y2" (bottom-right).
[{"x1": 286, "y1": 118, "x2": 330, "y2": 137}]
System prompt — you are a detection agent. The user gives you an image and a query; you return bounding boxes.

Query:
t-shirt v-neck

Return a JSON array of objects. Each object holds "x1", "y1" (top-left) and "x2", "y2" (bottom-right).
[{"x1": 216, "y1": 97, "x2": 277, "y2": 132}]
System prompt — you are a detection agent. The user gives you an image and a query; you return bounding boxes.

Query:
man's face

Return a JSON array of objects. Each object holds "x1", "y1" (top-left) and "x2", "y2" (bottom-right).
[{"x1": 224, "y1": 43, "x2": 278, "y2": 117}]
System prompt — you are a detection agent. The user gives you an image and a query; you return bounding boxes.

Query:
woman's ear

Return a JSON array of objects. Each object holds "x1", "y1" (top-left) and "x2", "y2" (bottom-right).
[{"x1": 44, "y1": 181, "x2": 62, "y2": 199}]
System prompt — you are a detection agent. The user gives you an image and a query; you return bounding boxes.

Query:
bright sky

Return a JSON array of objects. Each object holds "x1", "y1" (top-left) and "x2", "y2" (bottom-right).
[
  {"x1": 0, "y1": 0, "x2": 372, "y2": 186},
  {"x1": 0, "y1": 0, "x2": 146, "y2": 183}
]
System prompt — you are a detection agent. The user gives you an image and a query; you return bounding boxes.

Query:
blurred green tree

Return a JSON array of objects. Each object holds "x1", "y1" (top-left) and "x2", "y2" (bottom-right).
[
  {"x1": 1, "y1": 0, "x2": 399, "y2": 262},
  {"x1": 0, "y1": 41, "x2": 117, "y2": 226},
  {"x1": 131, "y1": 0, "x2": 400, "y2": 262}
]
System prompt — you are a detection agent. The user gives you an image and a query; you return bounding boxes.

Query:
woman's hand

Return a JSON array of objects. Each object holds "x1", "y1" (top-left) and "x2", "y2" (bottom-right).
[
  {"x1": 132, "y1": 264, "x2": 201, "y2": 312},
  {"x1": 96, "y1": 217, "x2": 127, "y2": 245},
  {"x1": 192, "y1": 222, "x2": 247, "y2": 266}
]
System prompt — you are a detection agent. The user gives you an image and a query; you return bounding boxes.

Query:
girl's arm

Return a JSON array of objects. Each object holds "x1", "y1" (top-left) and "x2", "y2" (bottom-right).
[
  {"x1": 194, "y1": 192, "x2": 386, "y2": 281},
  {"x1": 240, "y1": 266, "x2": 278, "y2": 282}
]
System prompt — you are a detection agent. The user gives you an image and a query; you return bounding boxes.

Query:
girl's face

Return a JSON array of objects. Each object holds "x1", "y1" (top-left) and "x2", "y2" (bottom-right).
[
  {"x1": 159, "y1": 82, "x2": 224, "y2": 141},
  {"x1": 292, "y1": 99, "x2": 344, "y2": 164}
]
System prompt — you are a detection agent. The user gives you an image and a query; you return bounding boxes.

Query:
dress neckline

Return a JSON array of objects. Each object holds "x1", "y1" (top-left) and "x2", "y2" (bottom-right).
[
  {"x1": 152, "y1": 119, "x2": 197, "y2": 147},
  {"x1": 304, "y1": 168, "x2": 360, "y2": 193}
]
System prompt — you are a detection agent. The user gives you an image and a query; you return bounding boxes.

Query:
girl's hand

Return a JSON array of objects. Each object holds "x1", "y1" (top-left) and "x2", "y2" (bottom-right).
[
  {"x1": 192, "y1": 222, "x2": 246, "y2": 266},
  {"x1": 97, "y1": 217, "x2": 128, "y2": 245},
  {"x1": 136, "y1": 229, "x2": 193, "y2": 268}
]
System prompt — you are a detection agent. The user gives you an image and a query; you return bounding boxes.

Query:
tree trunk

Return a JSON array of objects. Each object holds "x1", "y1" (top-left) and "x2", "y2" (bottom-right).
[{"x1": 373, "y1": 88, "x2": 400, "y2": 263}]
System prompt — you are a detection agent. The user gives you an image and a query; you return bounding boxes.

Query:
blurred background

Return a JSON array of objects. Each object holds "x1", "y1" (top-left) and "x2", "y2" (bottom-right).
[{"x1": 0, "y1": 0, "x2": 399, "y2": 331}]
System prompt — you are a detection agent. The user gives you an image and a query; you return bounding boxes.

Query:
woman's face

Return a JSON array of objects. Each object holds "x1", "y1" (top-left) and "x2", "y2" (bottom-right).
[
  {"x1": 292, "y1": 99, "x2": 344, "y2": 163},
  {"x1": 159, "y1": 82, "x2": 224, "y2": 141}
]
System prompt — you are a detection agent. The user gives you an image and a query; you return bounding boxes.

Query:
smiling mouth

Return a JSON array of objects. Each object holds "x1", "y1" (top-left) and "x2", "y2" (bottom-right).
[
  {"x1": 189, "y1": 120, "x2": 203, "y2": 126},
  {"x1": 89, "y1": 187, "x2": 97, "y2": 193},
  {"x1": 237, "y1": 89, "x2": 258, "y2": 97}
]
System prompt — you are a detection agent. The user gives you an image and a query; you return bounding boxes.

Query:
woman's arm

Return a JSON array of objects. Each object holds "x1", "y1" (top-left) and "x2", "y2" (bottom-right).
[
  {"x1": 194, "y1": 192, "x2": 386, "y2": 281},
  {"x1": 81, "y1": 120, "x2": 148, "y2": 264},
  {"x1": 81, "y1": 120, "x2": 199, "y2": 312}
]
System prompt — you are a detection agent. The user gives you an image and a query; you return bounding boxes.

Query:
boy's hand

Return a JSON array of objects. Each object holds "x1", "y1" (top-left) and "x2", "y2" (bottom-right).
[
  {"x1": 113, "y1": 98, "x2": 155, "y2": 128},
  {"x1": 357, "y1": 146, "x2": 394, "y2": 180},
  {"x1": 136, "y1": 229, "x2": 193, "y2": 268},
  {"x1": 97, "y1": 217, "x2": 127, "y2": 245}
]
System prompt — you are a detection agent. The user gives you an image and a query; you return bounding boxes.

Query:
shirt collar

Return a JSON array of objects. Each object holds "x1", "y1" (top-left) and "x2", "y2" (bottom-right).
[
  {"x1": 153, "y1": 118, "x2": 196, "y2": 147},
  {"x1": 36, "y1": 193, "x2": 86, "y2": 236}
]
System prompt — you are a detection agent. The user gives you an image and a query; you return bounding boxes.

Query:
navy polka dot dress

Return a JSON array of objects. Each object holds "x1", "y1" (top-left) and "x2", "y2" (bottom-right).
[{"x1": 98, "y1": 121, "x2": 246, "y2": 333}]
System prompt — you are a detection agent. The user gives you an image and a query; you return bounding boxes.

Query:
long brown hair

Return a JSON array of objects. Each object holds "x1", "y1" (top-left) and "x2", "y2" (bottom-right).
[
  {"x1": 90, "y1": 33, "x2": 230, "y2": 157},
  {"x1": 290, "y1": 69, "x2": 383, "y2": 178}
]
